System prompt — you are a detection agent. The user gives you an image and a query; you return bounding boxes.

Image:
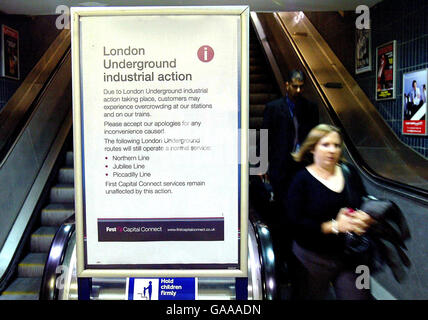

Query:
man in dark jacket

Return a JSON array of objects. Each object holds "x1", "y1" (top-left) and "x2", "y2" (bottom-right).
[
  {"x1": 262, "y1": 70, "x2": 319, "y2": 206},
  {"x1": 262, "y1": 70, "x2": 318, "y2": 290}
]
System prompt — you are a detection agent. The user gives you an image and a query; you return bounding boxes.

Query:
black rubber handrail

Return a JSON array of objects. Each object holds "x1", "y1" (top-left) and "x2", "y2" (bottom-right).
[
  {"x1": 249, "y1": 213, "x2": 277, "y2": 300},
  {"x1": 39, "y1": 215, "x2": 75, "y2": 300}
]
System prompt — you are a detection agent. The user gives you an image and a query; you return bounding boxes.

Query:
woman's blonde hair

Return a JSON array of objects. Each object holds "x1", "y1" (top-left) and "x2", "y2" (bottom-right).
[{"x1": 292, "y1": 124, "x2": 344, "y2": 164}]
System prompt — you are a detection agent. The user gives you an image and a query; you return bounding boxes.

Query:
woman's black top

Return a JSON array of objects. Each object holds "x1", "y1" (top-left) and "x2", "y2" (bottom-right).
[{"x1": 286, "y1": 165, "x2": 366, "y2": 255}]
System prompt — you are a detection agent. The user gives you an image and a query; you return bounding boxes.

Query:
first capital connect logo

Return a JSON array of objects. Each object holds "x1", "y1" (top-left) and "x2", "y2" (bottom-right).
[
  {"x1": 105, "y1": 226, "x2": 123, "y2": 232},
  {"x1": 197, "y1": 45, "x2": 214, "y2": 62}
]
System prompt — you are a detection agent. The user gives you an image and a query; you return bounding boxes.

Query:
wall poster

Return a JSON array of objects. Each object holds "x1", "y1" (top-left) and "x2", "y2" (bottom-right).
[
  {"x1": 71, "y1": 6, "x2": 249, "y2": 278},
  {"x1": 402, "y1": 69, "x2": 427, "y2": 136},
  {"x1": 376, "y1": 40, "x2": 396, "y2": 100},
  {"x1": 1, "y1": 25, "x2": 19, "y2": 80},
  {"x1": 355, "y1": 28, "x2": 371, "y2": 74}
]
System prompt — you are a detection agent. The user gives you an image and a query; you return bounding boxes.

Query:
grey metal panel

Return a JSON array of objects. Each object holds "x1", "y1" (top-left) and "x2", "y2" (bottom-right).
[
  {"x1": 0, "y1": 131, "x2": 39, "y2": 250},
  {"x1": 0, "y1": 54, "x2": 71, "y2": 251}
]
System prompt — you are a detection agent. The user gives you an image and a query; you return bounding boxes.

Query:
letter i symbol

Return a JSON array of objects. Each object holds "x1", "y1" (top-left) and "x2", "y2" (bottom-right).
[{"x1": 198, "y1": 45, "x2": 214, "y2": 63}]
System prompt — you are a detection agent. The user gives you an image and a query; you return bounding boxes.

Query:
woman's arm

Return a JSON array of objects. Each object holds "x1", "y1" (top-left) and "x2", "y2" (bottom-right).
[{"x1": 321, "y1": 208, "x2": 359, "y2": 235}]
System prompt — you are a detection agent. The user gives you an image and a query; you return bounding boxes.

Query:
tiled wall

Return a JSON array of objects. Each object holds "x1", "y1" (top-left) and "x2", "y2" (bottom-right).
[
  {"x1": 306, "y1": 0, "x2": 428, "y2": 158},
  {"x1": 359, "y1": 0, "x2": 428, "y2": 157},
  {"x1": 0, "y1": 79, "x2": 19, "y2": 110}
]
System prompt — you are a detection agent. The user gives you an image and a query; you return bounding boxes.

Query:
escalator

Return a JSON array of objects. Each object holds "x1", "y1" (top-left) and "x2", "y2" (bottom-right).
[
  {"x1": 249, "y1": 26, "x2": 282, "y2": 130},
  {"x1": 0, "y1": 29, "x2": 73, "y2": 299},
  {"x1": 0, "y1": 141, "x2": 74, "y2": 300}
]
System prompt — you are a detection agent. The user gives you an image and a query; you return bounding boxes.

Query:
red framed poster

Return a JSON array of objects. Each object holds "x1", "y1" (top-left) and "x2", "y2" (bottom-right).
[
  {"x1": 1, "y1": 25, "x2": 19, "y2": 80},
  {"x1": 376, "y1": 40, "x2": 396, "y2": 101}
]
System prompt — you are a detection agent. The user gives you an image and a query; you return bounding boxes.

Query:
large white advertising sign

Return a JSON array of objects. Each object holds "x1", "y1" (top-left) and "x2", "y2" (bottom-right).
[{"x1": 71, "y1": 7, "x2": 249, "y2": 277}]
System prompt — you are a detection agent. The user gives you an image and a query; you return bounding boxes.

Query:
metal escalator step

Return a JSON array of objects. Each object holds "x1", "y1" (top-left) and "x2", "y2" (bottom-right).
[
  {"x1": 250, "y1": 83, "x2": 276, "y2": 93},
  {"x1": 249, "y1": 48, "x2": 263, "y2": 58},
  {"x1": 0, "y1": 278, "x2": 42, "y2": 300},
  {"x1": 50, "y1": 184, "x2": 74, "y2": 203},
  {"x1": 250, "y1": 57, "x2": 259, "y2": 64},
  {"x1": 250, "y1": 64, "x2": 267, "y2": 73},
  {"x1": 250, "y1": 93, "x2": 279, "y2": 105},
  {"x1": 18, "y1": 253, "x2": 48, "y2": 277},
  {"x1": 250, "y1": 73, "x2": 270, "y2": 82},
  {"x1": 250, "y1": 117, "x2": 264, "y2": 130},
  {"x1": 65, "y1": 151, "x2": 74, "y2": 167},
  {"x1": 41, "y1": 203, "x2": 74, "y2": 226},
  {"x1": 58, "y1": 167, "x2": 74, "y2": 184},
  {"x1": 250, "y1": 104, "x2": 266, "y2": 117},
  {"x1": 30, "y1": 227, "x2": 57, "y2": 252}
]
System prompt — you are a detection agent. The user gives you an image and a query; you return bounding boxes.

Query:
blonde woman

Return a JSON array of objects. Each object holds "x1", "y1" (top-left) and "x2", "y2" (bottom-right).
[{"x1": 286, "y1": 124, "x2": 374, "y2": 300}]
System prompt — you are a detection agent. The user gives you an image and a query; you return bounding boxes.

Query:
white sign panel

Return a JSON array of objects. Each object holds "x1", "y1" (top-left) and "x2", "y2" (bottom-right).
[{"x1": 72, "y1": 7, "x2": 249, "y2": 278}]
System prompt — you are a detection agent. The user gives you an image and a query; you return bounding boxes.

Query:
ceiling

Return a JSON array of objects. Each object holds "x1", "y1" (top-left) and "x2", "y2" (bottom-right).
[{"x1": 0, "y1": 0, "x2": 382, "y2": 15}]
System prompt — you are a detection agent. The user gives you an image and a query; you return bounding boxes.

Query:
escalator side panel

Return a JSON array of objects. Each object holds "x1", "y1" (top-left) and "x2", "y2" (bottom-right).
[{"x1": 0, "y1": 54, "x2": 72, "y2": 252}]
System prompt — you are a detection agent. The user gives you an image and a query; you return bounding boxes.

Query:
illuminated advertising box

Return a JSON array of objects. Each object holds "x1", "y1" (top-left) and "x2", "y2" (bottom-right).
[
  {"x1": 402, "y1": 69, "x2": 427, "y2": 136},
  {"x1": 71, "y1": 6, "x2": 249, "y2": 278}
]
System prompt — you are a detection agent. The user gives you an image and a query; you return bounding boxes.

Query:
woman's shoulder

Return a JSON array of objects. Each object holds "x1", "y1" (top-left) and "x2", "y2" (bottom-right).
[{"x1": 290, "y1": 168, "x2": 312, "y2": 185}]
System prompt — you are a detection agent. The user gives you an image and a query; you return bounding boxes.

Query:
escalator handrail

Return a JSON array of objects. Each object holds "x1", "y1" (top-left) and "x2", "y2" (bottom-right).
[
  {"x1": 41, "y1": 216, "x2": 274, "y2": 301},
  {"x1": 254, "y1": 12, "x2": 428, "y2": 204},
  {"x1": 0, "y1": 30, "x2": 71, "y2": 167},
  {"x1": 39, "y1": 215, "x2": 75, "y2": 300},
  {"x1": 249, "y1": 213, "x2": 277, "y2": 300}
]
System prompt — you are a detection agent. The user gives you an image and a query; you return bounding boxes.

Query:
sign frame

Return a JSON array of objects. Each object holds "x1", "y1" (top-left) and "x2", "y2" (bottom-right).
[
  {"x1": 402, "y1": 68, "x2": 427, "y2": 136},
  {"x1": 71, "y1": 6, "x2": 249, "y2": 278},
  {"x1": 375, "y1": 40, "x2": 397, "y2": 101}
]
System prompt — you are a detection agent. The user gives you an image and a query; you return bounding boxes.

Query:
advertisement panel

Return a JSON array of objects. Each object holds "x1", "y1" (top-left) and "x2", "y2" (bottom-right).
[
  {"x1": 376, "y1": 40, "x2": 396, "y2": 100},
  {"x1": 71, "y1": 6, "x2": 249, "y2": 278},
  {"x1": 402, "y1": 69, "x2": 427, "y2": 136},
  {"x1": 355, "y1": 28, "x2": 371, "y2": 74},
  {"x1": 1, "y1": 25, "x2": 19, "y2": 80}
]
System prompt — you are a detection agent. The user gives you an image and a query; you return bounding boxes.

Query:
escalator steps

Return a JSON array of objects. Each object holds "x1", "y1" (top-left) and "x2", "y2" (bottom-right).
[
  {"x1": 0, "y1": 278, "x2": 42, "y2": 300},
  {"x1": 41, "y1": 203, "x2": 74, "y2": 226},
  {"x1": 18, "y1": 253, "x2": 48, "y2": 277},
  {"x1": 0, "y1": 150, "x2": 74, "y2": 300},
  {"x1": 58, "y1": 167, "x2": 74, "y2": 184},
  {"x1": 250, "y1": 104, "x2": 266, "y2": 117},
  {"x1": 65, "y1": 151, "x2": 74, "y2": 167},
  {"x1": 50, "y1": 184, "x2": 74, "y2": 203},
  {"x1": 30, "y1": 227, "x2": 57, "y2": 252},
  {"x1": 250, "y1": 93, "x2": 278, "y2": 105},
  {"x1": 250, "y1": 73, "x2": 270, "y2": 82},
  {"x1": 250, "y1": 83, "x2": 275, "y2": 93}
]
